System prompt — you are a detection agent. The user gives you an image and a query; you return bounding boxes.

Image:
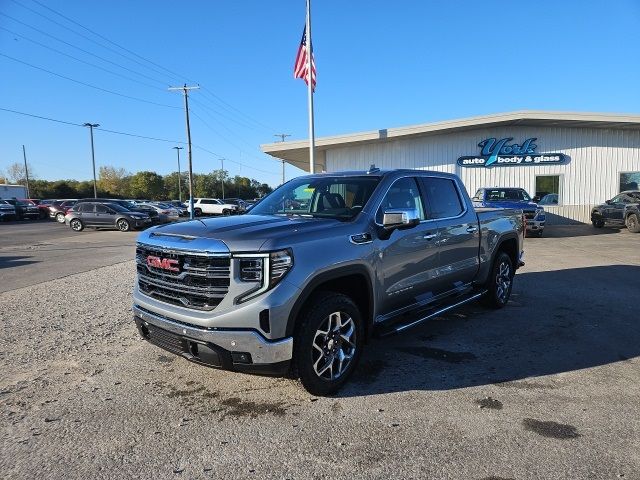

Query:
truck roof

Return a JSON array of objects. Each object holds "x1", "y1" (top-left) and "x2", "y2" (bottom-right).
[{"x1": 304, "y1": 169, "x2": 458, "y2": 179}]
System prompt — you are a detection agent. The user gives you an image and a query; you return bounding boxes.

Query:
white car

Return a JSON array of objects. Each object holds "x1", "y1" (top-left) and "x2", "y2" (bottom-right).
[
  {"x1": 140, "y1": 203, "x2": 180, "y2": 223},
  {"x1": 188, "y1": 198, "x2": 238, "y2": 216}
]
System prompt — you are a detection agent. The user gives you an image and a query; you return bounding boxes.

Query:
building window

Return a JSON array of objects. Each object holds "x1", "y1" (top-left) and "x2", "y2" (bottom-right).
[
  {"x1": 535, "y1": 175, "x2": 561, "y2": 206},
  {"x1": 620, "y1": 172, "x2": 640, "y2": 192}
]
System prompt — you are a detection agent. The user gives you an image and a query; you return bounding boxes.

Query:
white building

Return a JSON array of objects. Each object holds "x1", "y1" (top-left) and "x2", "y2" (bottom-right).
[{"x1": 261, "y1": 111, "x2": 640, "y2": 224}]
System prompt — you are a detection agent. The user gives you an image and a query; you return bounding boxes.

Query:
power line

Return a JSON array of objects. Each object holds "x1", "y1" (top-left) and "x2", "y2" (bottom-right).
[
  {"x1": 199, "y1": 86, "x2": 275, "y2": 132},
  {"x1": 0, "y1": 12, "x2": 169, "y2": 87},
  {"x1": 0, "y1": 106, "x2": 278, "y2": 178},
  {"x1": 8, "y1": 3, "x2": 276, "y2": 137},
  {"x1": 29, "y1": 0, "x2": 186, "y2": 83},
  {"x1": 12, "y1": 0, "x2": 179, "y2": 84},
  {"x1": 0, "y1": 53, "x2": 180, "y2": 109},
  {"x1": 0, "y1": 26, "x2": 163, "y2": 91},
  {"x1": 189, "y1": 110, "x2": 276, "y2": 174}
]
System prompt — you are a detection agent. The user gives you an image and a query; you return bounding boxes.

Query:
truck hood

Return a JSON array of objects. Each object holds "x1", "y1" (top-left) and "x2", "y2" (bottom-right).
[{"x1": 138, "y1": 214, "x2": 345, "y2": 252}]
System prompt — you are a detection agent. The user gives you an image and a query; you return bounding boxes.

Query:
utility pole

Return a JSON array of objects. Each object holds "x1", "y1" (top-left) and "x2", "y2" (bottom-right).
[
  {"x1": 274, "y1": 134, "x2": 290, "y2": 185},
  {"x1": 83, "y1": 123, "x2": 99, "y2": 198},
  {"x1": 169, "y1": 84, "x2": 199, "y2": 219},
  {"x1": 219, "y1": 158, "x2": 225, "y2": 199},
  {"x1": 22, "y1": 145, "x2": 30, "y2": 198},
  {"x1": 172, "y1": 146, "x2": 184, "y2": 203}
]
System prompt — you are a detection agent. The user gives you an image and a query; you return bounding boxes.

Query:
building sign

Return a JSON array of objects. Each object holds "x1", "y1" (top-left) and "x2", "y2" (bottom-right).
[{"x1": 457, "y1": 137, "x2": 569, "y2": 168}]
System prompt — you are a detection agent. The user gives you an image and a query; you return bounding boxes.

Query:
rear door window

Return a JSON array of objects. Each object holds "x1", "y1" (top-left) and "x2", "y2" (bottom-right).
[{"x1": 420, "y1": 177, "x2": 464, "y2": 219}]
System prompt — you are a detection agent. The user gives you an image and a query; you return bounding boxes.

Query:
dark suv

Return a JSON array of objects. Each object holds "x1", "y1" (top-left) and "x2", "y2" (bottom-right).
[
  {"x1": 76, "y1": 198, "x2": 159, "y2": 223},
  {"x1": 4, "y1": 199, "x2": 40, "y2": 220},
  {"x1": 591, "y1": 190, "x2": 640, "y2": 232},
  {"x1": 66, "y1": 202, "x2": 152, "y2": 232}
]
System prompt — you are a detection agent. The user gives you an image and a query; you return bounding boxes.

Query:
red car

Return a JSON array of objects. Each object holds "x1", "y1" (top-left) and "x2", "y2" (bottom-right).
[{"x1": 48, "y1": 199, "x2": 78, "y2": 223}]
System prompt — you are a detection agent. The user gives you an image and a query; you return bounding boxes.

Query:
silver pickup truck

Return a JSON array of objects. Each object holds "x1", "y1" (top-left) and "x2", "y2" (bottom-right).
[{"x1": 133, "y1": 168, "x2": 524, "y2": 395}]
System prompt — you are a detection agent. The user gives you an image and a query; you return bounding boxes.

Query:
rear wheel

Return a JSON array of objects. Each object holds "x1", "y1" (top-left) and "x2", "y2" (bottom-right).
[
  {"x1": 69, "y1": 219, "x2": 84, "y2": 232},
  {"x1": 592, "y1": 219, "x2": 605, "y2": 228},
  {"x1": 116, "y1": 218, "x2": 131, "y2": 232},
  {"x1": 293, "y1": 292, "x2": 363, "y2": 396},
  {"x1": 56, "y1": 212, "x2": 66, "y2": 223},
  {"x1": 482, "y1": 251, "x2": 514, "y2": 309},
  {"x1": 626, "y1": 213, "x2": 640, "y2": 233}
]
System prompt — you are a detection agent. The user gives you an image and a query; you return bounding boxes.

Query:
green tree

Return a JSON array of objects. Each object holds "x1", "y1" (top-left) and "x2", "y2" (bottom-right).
[
  {"x1": 128, "y1": 171, "x2": 165, "y2": 199},
  {"x1": 98, "y1": 166, "x2": 130, "y2": 197}
]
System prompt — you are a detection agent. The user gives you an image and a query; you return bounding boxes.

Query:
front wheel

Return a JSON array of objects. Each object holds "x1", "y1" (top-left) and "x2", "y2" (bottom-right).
[
  {"x1": 482, "y1": 251, "x2": 514, "y2": 309},
  {"x1": 592, "y1": 219, "x2": 605, "y2": 228},
  {"x1": 626, "y1": 213, "x2": 640, "y2": 233},
  {"x1": 222, "y1": 209, "x2": 231, "y2": 216},
  {"x1": 116, "y1": 218, "x2": 131, "y2": 232},
  {"x1": 69, "y1": 219, "x2": 84, "y2": 232},
  {"x1": 293, "y1": 292, "x2": 364, "y2": 396},
  {"x1": 194, "y1": 208, "x2": 202, "y2": 217},
  {"x1": 56, "y1": 212, "x2": 66, "y2": 223}
]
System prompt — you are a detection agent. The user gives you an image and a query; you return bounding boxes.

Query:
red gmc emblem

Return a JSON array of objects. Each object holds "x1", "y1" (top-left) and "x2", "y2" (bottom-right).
[{"x1": 146, "y1": 255, "x2": 180, "y2": 272}]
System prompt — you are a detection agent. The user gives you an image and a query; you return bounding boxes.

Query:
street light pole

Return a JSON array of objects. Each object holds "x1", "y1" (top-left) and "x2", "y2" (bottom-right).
[
  {"x1": 274, "y1": 134, "x2": 290, "y2": 185},
  {"x1": 83, "y1": 123, "x2": 99, "y2": 198},
  {"x1": 172, "y1": 146, "x2": 184, "y2": 203},
  {"x1": 219, "y1": 158, "x2": 225, "y2": 198},
  {"x1": 169, "y1": 84, "x2": 199, "y2": 219}
]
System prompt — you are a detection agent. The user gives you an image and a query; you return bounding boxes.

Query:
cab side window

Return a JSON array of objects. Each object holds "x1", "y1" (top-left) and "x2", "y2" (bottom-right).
[
  {"x1": 420, "y1": 177, "x2": 464, "y2": 219},
  {"x1": 376, "y1": 177, "x2": 426, "y2": 223},
  {"x1": 95, "y1": 204, "x2": 110, "y2": 213}
]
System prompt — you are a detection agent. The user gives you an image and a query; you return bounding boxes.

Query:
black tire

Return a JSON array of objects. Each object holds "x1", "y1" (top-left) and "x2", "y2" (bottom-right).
[
  {"x1": 626, "y1": 213, "x2": 640, "y2": 233},
  {"x1": 592, "y1": 219, "x2": 605, "y2": 228},
  {"x1": 222, "y1": 209, "x2": 231, "y2": 216},
  {"x1": 194, "y1": 208, "x2": 202, "y2": 217},
  {"x1": 55, "y1": 212, "x2": 66, "y2": 223},
  {"x1": 535, "y1": 230, "x2": 543, "y2": 237},
  {"x1": 482, "y1": 251, "x2": 514, "y2": 309},
  {"x1": 292, "y1": 292, "x2": 364, "y2": 396},
  {"x1": 116, "y1": 218, "x2": 131, "y2": 232},
  {"x1": 69, "y1": 218, "x2": 84, "y2": 232}
]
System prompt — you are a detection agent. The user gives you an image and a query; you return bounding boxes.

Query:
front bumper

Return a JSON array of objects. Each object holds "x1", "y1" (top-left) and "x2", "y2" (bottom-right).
[
  {"x1": 133, "y1": 305, "x2": 293, "y2": 375},
  {"x1": 526, "y1": 217, "x2": 545, "y2": 231}
]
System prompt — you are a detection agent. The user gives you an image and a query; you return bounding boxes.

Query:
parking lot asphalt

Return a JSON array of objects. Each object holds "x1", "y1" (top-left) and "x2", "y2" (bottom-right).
[
  {"x1": 1, "y1": 223, "x2": 639, "y2": 479},
  {"x1": 0, "y1": 220, "x2": 137, "y2": 292}
]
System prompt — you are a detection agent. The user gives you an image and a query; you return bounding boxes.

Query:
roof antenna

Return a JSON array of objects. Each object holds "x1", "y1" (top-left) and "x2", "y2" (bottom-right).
[{"x1": 367, "y1": 164, "x2": 379, "y2": 174}]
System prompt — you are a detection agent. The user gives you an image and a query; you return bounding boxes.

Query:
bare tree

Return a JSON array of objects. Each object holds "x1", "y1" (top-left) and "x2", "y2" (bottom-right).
[{"x1": 5, "y1": 162, "x2": 35, "y2": 184}]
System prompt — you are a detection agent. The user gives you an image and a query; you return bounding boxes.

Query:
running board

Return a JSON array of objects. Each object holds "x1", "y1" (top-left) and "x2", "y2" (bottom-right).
[{"x1": 375, "y1": 290, "x2": 487, "y2": 337}]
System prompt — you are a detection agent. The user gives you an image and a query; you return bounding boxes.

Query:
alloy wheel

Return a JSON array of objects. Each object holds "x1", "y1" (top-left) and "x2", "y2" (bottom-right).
[
  {"x1": 70, "y1": 219, "x2": 82, "y2": 231},
  {"x1": 312, "y1": 311, "x2": 357, "y2": 381},
  {"x1": 495, "y1": 261, "x2": 511, "y2": 303},
  {"x1": 117, "y1": 219, "x2": 130, "y2": 232}
]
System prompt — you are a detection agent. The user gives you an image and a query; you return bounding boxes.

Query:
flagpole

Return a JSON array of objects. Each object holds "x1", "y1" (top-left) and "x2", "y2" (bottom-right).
[{"x1": 306, "y1": 0, "x2": 316, "y2": 174}]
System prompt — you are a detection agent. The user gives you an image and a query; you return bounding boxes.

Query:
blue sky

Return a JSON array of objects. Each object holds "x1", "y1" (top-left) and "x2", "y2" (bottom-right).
[{"x1": 1, "y1": 0, "x2": 639, "y2": 186}]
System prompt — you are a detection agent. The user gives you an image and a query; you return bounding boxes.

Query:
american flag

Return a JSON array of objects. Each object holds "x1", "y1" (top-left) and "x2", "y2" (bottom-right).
[{"x1": 293, "y1": 26, "x2": 316, "y2": 90}]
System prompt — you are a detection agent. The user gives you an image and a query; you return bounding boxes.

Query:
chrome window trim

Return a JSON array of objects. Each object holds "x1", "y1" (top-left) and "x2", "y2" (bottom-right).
[{"x1": 373, "y1": 173, "x2": 470, "y2": 227}]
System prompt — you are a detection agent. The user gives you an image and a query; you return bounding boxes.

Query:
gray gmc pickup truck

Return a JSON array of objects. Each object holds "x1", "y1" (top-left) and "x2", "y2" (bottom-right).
[{"x1": 133, "y1": 168, "x2": 524, "y2": 395}]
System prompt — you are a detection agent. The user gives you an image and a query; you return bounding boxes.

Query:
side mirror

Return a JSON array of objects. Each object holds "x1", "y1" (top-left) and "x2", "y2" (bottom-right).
[
  {"x1": 382, "y1": 208, "x2": 420, "y2": 230},
  {"x1": 605, "y1": 200, "x2": 612, "y2": 205}
]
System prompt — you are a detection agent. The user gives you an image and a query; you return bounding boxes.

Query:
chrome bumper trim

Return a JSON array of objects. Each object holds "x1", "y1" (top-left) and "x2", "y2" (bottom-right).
[{"x1": 133, "y1": 305, "x2": 293, "y2": 364}]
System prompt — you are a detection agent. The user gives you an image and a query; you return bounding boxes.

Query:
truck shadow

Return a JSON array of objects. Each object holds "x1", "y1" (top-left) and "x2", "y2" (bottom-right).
[
  {"x1": 0, "y1": 255, "x2": 39, "y2": 269},
  {"x1": 343, "y1": 265, "x2": 640, "y2": 397}
]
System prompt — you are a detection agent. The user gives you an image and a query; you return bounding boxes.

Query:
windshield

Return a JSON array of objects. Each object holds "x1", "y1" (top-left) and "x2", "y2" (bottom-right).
[
  {"x1": 248, "y1": 176, "x2": 380, "y2": 220},
  {"x1": 486, "y1": 189, "x2": 531, "y2": 202}
]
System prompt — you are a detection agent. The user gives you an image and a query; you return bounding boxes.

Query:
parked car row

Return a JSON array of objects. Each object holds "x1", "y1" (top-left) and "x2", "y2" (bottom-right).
[{"x1": 591, "y1": 190, "x2": 640, "y2": 233}]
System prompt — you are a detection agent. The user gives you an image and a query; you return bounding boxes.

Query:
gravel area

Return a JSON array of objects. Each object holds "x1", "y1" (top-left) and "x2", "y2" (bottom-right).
[{"x1": 1, "y1": 231, "x2": 639, "y2": 479}]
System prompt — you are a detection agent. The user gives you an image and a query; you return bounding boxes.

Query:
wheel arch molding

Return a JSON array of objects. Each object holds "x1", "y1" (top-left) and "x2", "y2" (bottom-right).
[{"x1": 285, "y1": 265, "x2": 375, "y2": 341}]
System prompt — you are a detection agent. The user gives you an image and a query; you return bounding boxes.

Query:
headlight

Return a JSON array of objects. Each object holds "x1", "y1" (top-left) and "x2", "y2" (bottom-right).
[{"x1": 235, "y1": 249, "x2": 293, "y2": 303}]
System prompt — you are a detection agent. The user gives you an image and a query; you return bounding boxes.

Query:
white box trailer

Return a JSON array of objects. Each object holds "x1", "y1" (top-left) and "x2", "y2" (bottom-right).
[{"x1": 0, "y1": 184, "x2": 28, "y2": 199}]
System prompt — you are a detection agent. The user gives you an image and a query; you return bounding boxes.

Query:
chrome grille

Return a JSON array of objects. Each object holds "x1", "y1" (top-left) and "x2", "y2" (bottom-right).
[{"x1": 136, "y1": 244, "x2": 230, "y2": 311}]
